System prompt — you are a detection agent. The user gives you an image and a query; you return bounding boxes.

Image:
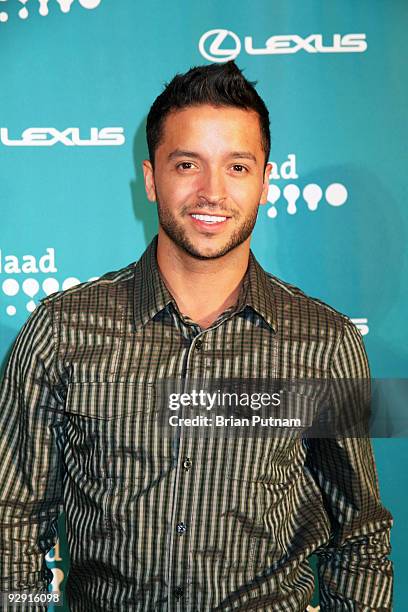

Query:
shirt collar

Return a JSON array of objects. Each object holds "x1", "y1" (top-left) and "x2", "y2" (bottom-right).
[
  {"x1": 132, "y1": 235, "x2": 174, "y2": 331},
  {"x1": 132, "y1": 234, "x2": 277, "y2": 333},
  {"x1": 237, "y1": 248, "x2": 278, "y2": 333}
]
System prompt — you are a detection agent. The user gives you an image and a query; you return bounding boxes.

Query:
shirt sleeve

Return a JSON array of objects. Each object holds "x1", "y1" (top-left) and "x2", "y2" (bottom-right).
[
  {"x1": 0, "y1": 301, "x2": 65, "y2": 597},
  {"x1": 303, "y1": 319, "x2": 394, "y2": 611}
]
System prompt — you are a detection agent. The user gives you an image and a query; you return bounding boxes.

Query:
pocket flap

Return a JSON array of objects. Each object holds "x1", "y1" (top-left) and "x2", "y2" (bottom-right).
[{"x1": 65, "y1": 382, "x2": 155, "y2": 419}]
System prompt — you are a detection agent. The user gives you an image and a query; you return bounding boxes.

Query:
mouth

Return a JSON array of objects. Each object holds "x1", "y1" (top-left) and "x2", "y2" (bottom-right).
[
  {"x1": 189, "y1": 212, "x2": 231, "y2": 231},
  {"x1": 191, "y1": 213, "x2": 227, "y2": 223}
]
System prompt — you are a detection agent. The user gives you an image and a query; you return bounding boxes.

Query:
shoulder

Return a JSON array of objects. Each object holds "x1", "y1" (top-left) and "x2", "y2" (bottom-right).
[
  {"x1": 39, "y1": 261, "x2": 136, "y2": 313},
  {"x1": 265, "y1": 270, "x2": 350, "y2": 321},
  {"x1": 263, "y1": 271, "x2": 368, "y2": 378},
  {"x1": 264, "y1": 270, "x2": 359, "y2": 341}
]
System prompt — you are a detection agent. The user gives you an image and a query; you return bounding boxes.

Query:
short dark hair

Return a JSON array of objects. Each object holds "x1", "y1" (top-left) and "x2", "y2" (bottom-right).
[{"x1": 146, "y1": 61, "x2": 270, "y2": 168}]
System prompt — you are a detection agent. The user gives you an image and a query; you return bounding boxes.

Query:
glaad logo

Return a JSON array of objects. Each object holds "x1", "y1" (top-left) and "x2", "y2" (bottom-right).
[
  {"x1": 0, "y1": 0, "x2": 102, "y2": 23},
  {"x1": 199, "y1": 29, "x2": 367, "y2": 63},
  {"x1": 266, "y1": 154, "x2": 348, "y2": 218},
  {"x1": 0, "y1": 248, "x2": 99, "y2": 316},
  {"x1": 0, "y1": 127, "x2": 125, "y2": 147}
]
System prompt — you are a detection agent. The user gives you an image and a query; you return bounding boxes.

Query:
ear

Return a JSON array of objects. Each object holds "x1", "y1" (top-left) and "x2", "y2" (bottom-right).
[
  {"x1": 260, "y1": 162, "x2": 273, "y2": 205},
  {"x1": 142, "y1": 159, "x2": 157, "y2": 202}
]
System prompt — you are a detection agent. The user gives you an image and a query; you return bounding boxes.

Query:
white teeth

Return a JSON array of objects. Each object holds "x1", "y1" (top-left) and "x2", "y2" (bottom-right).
[{"x1": 191, "y1": 214, "x2": 227, "y2": 223}]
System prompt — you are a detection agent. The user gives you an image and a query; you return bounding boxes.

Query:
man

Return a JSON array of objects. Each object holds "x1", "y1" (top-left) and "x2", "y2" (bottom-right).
[{"x1": 0, "y1": 61, "x2": 393, "y2": 611}]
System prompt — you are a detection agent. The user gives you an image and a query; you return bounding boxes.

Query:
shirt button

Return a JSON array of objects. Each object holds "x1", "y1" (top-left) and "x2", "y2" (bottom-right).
[
  {"x1": 183, "y1": 457, "x2": 192, "y2": 470},
  {"x1": 173, "y1": 586, "x2": 184, "y2": 599},
  {"x1": 176, "y1": 522, "x2": 187, "y2": 534},
  {"x1": 195, "y1": 339, "x2": 203, "y2": 350}
]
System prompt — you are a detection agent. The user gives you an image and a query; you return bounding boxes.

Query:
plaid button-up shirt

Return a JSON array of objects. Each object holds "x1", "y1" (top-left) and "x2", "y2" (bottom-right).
[{"x1": 0, "y1": 235, "x2": 393, "y2": 611}]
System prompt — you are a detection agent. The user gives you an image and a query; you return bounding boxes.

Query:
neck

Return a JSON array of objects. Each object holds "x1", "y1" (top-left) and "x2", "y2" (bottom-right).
[{"x1": 156, "y1": 230, "x2": 250, "y2": 329}]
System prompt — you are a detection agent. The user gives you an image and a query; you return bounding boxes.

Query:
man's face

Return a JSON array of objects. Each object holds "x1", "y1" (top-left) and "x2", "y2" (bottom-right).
[{"x1": 143, "y1": 104, "x2": 272, "y2": 260}]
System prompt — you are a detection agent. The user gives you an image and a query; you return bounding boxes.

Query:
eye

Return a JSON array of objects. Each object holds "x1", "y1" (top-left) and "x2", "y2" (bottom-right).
[
  {"x1": 177, "y1": 162, "x2": 196, "y2": 170},
  {"x1": 232, "y1": 164, "x2": 247, "y2": 173}
]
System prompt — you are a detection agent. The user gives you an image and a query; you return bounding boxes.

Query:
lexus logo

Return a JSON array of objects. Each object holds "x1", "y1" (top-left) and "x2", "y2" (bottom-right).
[
  {"x1": 198, "y1": 29, "x2": 367, "y2": 62},
  {"x1": 199, "y1": 29, "x2": 241, "y2": 63}
]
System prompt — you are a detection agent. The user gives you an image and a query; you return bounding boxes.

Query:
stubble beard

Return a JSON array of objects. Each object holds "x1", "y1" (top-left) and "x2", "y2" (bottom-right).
[{"x1": 156, "y1": 196, "x2": 259, "y2": 260}]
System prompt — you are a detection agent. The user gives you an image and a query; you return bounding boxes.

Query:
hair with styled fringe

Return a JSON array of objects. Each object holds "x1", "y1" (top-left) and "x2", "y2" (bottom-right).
[{"x1": 146, "y1": 61, "x2": 270, "y2": 168}]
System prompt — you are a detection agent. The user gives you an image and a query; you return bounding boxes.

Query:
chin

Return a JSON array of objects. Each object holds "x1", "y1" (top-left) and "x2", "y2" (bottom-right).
[{"x1": 186, "y1": 243, "x2": 235, "y2": 260}]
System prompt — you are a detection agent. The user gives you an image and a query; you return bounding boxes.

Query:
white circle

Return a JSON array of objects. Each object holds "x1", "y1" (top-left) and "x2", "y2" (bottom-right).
[
  {"x1": 0, "y1": 12, "x2": 9, "y2": 22},
  {"x1": 62, "y1": 277, "x2": 81, "y2": 291},
  {"x1": 325, "y1": 183, "x2": 348, "y2": 207},
  {"x1": 267, "y1": 206, "x2": 278, "y2": 219},
  {"x1": 2, "y1": 278, "x2": 19, "y2": 297},
  {"x1": 283, "y1": 184, "x2": 301, "y2": 199},
  {"x1": 22, "y1": 278, "x2": 40, "y2": 298},
  {"x1": 26, "y1": 300, "x2": 36, "y2": 313},
  {"x1": 198, "y1": 29, "x2": 241, "y2": 63},
  {"x1": 43, "y1": 278, "x2": 60, "y2": 296},
  {"x1": 18, "y1": 7, "x2": 29, "y2": 19},
  {"x1": 78, "y1": 0, "x2": 102, "y2": 8},
  {"x1": 6, "y1": 305, "x2": 16, "y2": 316}
]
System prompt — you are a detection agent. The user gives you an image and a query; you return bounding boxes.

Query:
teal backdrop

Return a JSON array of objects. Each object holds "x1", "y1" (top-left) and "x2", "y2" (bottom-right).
[{"x1": 1, "y1": 1, "x2": 407, "y2": 609}]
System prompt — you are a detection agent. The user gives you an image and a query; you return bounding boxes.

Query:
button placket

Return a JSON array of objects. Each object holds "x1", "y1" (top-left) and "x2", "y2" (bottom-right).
[{"x1": 167, "y1": 328, "x2": 211, "y2": 610}]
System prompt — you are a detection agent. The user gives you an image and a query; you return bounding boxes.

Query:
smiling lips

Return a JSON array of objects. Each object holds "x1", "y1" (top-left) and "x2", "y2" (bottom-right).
[
  {"x1": 191, "y1": 213, "x2": 227, "y2": 223},
  {"x1": 189, "y1": 210, "x2": 232, "y2": 231}
]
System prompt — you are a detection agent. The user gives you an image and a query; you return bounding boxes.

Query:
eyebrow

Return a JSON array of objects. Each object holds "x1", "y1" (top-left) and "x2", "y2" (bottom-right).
[
  {"x1": 168, "y1": 150, "x2": 200, "y2": 161},
  {"x1": 167, "y1": 149, "x2": 258, "y2": 163},
  {"x1": 229, "y1": 151, "x2": 257, "y2": 163}
]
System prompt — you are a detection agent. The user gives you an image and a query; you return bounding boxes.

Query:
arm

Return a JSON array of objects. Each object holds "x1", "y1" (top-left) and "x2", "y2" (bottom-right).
[
  {"x1": 0, "y1": 302, "x2": 65, "y2": 597},
  {"x1": 304, "y1": 319, "x2": 393, "y2": 611}
]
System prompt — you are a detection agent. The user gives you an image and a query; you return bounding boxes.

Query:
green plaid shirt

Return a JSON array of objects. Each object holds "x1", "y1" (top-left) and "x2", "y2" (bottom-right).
[{"x1": 0, "y1": 235, "x2": 393, "y2": 611}]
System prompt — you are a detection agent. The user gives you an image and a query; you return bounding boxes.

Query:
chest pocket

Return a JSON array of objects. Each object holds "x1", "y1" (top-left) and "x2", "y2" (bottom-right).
[
  {"x1": 64, "y1": 382, "x2": 174, "y2": 482},
  {"x1": 225, "y1": 390, "x2": 319, "y2": 484}
]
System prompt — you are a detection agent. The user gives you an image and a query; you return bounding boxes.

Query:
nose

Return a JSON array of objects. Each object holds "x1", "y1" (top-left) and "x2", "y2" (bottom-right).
[{"x1": 196, "y1": 167, "x2": 227, "y2": 206}]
